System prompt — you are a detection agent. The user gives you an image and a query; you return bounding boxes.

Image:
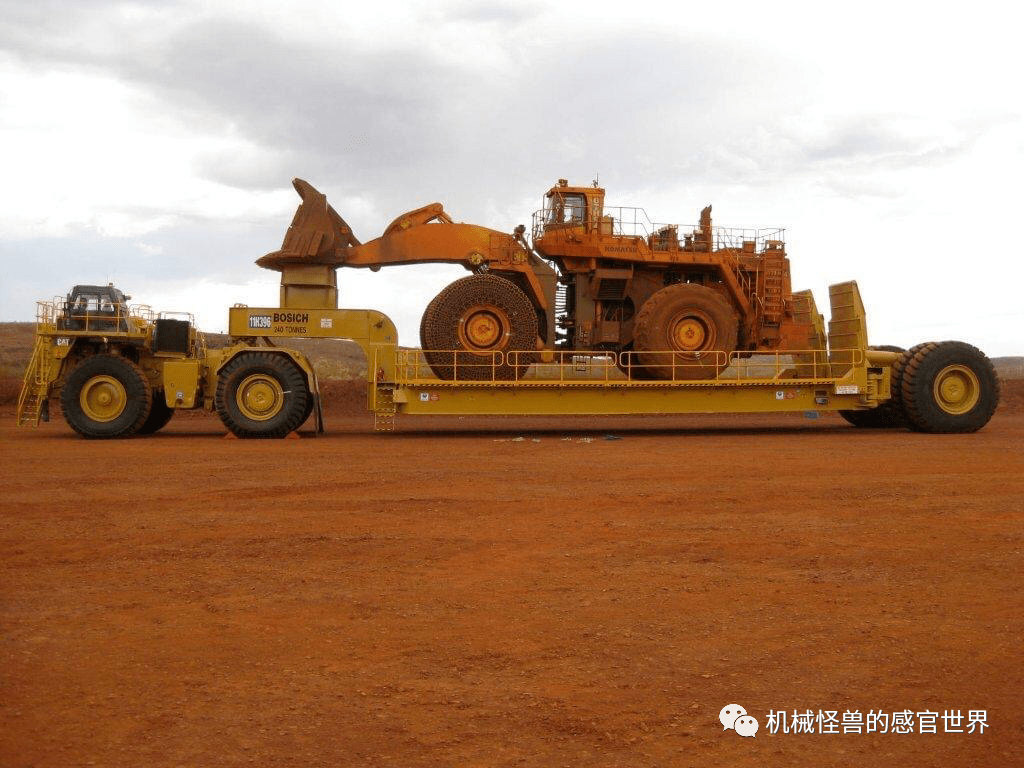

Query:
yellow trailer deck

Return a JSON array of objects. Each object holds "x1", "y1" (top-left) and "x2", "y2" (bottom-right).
[{"x1": 225, "y1": 281, "x2": 899, "y2": 432}]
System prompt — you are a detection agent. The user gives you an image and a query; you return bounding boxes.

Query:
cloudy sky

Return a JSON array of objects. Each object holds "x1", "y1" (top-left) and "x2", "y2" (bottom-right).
[{"x1": 1, "y1": 0, "x2": 1021, "y2": 355}]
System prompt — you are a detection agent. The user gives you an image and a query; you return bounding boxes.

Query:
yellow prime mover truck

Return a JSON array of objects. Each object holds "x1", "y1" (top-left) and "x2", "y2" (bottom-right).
[{"x1": 17, "y1": 180, "x2": 1000, "y2": 438}]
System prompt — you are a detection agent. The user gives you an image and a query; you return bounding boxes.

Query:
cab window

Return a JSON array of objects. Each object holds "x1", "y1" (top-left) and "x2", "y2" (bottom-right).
[
  {"x1": 547, "y1": 193, "x2": 586, "y2": 225},
  {"x1": 562, "y1": 193, "x2": 584, "y2": 223}
]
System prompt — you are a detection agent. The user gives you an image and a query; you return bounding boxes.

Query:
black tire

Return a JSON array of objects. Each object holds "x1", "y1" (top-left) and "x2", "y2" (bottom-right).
[
  {"x1": 900, "y1": 341, "x2": 999, "y2": 433},
  {"x1": 417, "y1": 290, "x2": 443, "y2": 379},
  {"x1": 838, "y1": 404, "x2": 904, "y2": 428},
  {"x1": 60, "y1": 354, "x2": 152, "y2": 439},
  {"x1": 216, "y1": 352, "x2": 310, "y2": 438},
  {"x1": 299, "y1": 390, "x2": 315, "y2": 428},
  {"x1": 632, "y1": 283, "x2": 738, "y2": 380},
  {"x1": 136, "y1": 393, "x2": 174, "y2": 434},
  {"x1": 839, "y1": 345, "x2": 907, "y2": 428},
  {"x1": 419, "y1": 290, "x2": 443, "y2": 352},
  {"x1": 420, "y1": 274, "x2": 539, "y2": 381},
  {"x1": 890, "y1": 342, "x2": 930, "y2": 414}
]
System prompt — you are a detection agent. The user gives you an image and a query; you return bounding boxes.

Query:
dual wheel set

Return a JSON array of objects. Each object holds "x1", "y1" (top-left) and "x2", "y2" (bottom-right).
[
  {"x1": 839, "y1": 342, "x2": 1000, "y2": 434},
  {"x1": 61, "y1": 352, "x2": 312, "y2": 439},
  {"x1": 418, "y1": 274, "x2": 737, "y2": 381}
]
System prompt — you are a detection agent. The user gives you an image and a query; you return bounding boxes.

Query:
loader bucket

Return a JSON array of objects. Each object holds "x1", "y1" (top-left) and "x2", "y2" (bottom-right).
[{"x1": 257, "y1": 178, "x2": 361, "y2": 270}]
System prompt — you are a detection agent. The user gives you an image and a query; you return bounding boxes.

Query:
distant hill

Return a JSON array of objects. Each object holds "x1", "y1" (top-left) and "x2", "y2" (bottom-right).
[
  {"x1": 993, "y1": 357, "x2": 1024, "y2": 379},
  {"x1": 0, "y1": 323, "x2": 36, "y2": 378}
]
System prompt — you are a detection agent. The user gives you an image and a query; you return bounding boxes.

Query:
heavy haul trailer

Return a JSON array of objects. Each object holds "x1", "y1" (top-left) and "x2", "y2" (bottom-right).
[
  {"x1": 221, "y1": 281, "x2": 996, "y2": 434},
  {"x1": 16, "y1": 177, "x2": 1000, "y2": 437}
]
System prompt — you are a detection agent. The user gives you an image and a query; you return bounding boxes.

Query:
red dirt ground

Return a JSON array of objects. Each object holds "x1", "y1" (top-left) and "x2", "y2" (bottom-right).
[{"x1": 1, "y1": 381, "x2": 1023, "y2": 767}]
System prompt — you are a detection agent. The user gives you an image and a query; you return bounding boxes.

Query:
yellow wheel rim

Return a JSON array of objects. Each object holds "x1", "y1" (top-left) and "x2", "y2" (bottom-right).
[
  {"x1": 236, "y1": 374, "x2": 284, "y2": 421},
  {"x1": 933, "y1": 364, "x2": 980, "y2": 415},
  {"x1": 459, "y1": 306, "x2": 508, "y2": 351},
  {"x1": 79, "y1": 375, "x2": 127, "y2": 422},
  {"x1": 671, "y1": 314, "x2": 711, "y2": 352}
]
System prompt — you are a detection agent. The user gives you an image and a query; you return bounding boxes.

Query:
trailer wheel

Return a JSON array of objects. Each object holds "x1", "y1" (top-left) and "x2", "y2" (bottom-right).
[
  {"x1": 888, "y1": 342, "x2": 928, "y2": 414},
  {"x1": 633, "y1": 284, "x2": 738, "y2": 380},
  {"x1": 900, "y1": 341, "x2": 999, "y2": 433},
  {"x1": 838, "y1": 402, "x2": 906, "y2": 428},
  {"x1": 137, "y1": 393, "x2": 174, "y2": 434},
  {"x1": 216, "y1": 352, "x2": 309, "y2": 438},
  {"x1": 839, "y1": 345, "x2": 908, "y2": 428},
  {"x1": 420, "y1": 274, "x2": 538, "y2": 380},
  {"x1": 61, "y1": 354, "x2": 152, "y2": 438}
]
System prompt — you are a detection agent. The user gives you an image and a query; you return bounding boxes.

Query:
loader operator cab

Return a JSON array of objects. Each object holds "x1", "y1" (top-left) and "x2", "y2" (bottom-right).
[
  {"x1": 547, "y1": 191, "x2": 585, "y2": 225},
  {"x1": 541, "y1": 179, "x2": 606, "y2": 234},
  {"x1": 62, "y1": 284, "x2": 130, "y2": 331}
]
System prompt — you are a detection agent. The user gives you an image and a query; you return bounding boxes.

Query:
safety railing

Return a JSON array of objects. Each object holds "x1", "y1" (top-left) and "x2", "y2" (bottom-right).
[
  {"x1": 712, "y1": 226, "x2": 786, "y2": 251},
  {"x1": 34, "y1": 298, "x2": 153, "y2": 335},
  {"x1": 393, "y1": 348, "x2": 855, "y2": 384},
  {"x1": 532, "y1": 207, "x2": 784, "y2": 252},
  {"x1": 133, "y1": 304, "x2": 156, "y2": 322}
]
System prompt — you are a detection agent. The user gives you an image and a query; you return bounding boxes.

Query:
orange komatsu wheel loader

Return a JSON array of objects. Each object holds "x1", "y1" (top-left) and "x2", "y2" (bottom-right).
[{"x1": 258, "y1": 178, "x2": 822, "y2": 380}]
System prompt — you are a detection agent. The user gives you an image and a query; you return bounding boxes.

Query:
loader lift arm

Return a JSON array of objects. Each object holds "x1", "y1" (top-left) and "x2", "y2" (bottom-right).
[{"x1": 256, "y1": 179, "x2": 558, "y2": 343}]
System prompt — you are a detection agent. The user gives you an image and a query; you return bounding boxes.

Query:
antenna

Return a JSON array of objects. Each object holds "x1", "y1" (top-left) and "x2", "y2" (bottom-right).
[{"x1": 593, "y1": 173, "x2": 600, "y2": 187}]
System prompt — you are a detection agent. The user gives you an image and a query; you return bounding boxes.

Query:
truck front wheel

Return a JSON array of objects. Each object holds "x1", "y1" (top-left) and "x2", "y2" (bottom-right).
[{"x1": 61, "y1": 354, "x2": 153, "y2": 438}]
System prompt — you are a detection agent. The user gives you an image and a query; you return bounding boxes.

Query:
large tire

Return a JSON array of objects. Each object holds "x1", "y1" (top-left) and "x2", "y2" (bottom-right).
[
  {"x1": 60, "y1": 354, "x2": 152, "y2": 439},
  {"x1": 889, "y1": 342, "x2": 929, "y2": 415},
  {"x1": 216, "y1": 352, "x2": 310, "y2": 438},
  {"x1": 419, "y1": 289, "x2": 443, "y2": 352},
  {"x1": 420, "y1": 274, "x2": 539, "y2": 381},
  {"x1": 838, "y1": 407, "x2": 898, "y2": 428},
  {"x1": 900, "y1": 341, "x2": 999, "y2": 433},
  {"x1": 632, "y1": 283, "x2": 738, "y2": 380},
  {"x1": 136, "y1": 393, "x2": 174, "y2": 434},
  {"x1": 839, "y1": 345, "x2": 908, "y2": 428},
  {"x1": 297, "y1": 388, "x2": 317, "y2": 430}
]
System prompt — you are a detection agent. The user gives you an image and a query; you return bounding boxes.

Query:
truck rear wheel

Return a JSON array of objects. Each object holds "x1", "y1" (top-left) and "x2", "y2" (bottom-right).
[
  {"x1": 61, "y1": 354, "x2": 153, "y2": 438},
  {"x1": 299, "y1": 392, "x2": 315, "y2": 428},
  {"x1": 137, "y1": 394, "x2": 174, "y2": 434},
  {"x1": 216, "y1": 352, "x2": 310, "y2": 438},
  {"x1": 900, "y1": 341, "x2": 999, "y2": 433},
  {"x1": 632, "y1": 284, "x2": 738, "y2": 380},
  {"x1": 420, "y1": 274, "x2": 539, "y2": 380}
]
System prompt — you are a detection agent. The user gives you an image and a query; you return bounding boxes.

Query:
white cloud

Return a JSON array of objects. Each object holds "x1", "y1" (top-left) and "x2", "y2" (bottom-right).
[
  {"x1": 0, "y1": 0, "x2": 1022, "y2": 355},
  {"x1": 0, "y1": 56, "x2": 297, "y2": 238}
]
